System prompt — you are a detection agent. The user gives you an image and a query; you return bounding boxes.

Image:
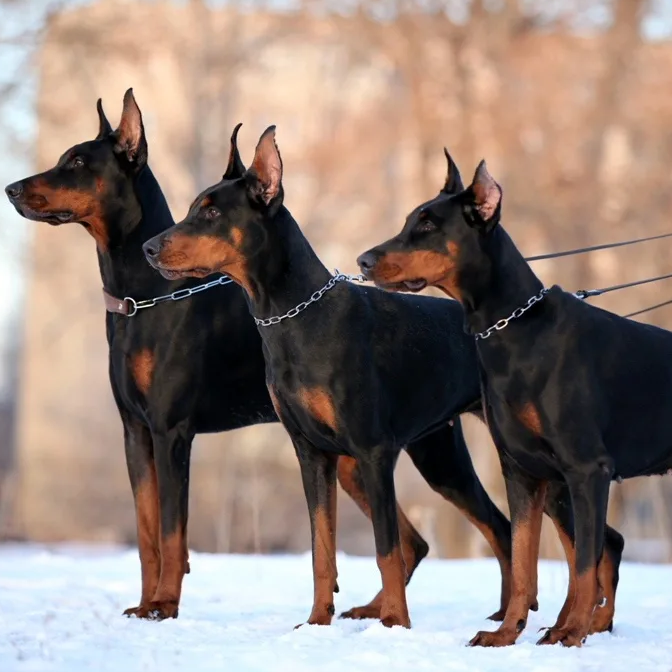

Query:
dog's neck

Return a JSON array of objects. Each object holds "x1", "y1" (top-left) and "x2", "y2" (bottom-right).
[
  {"x1": 243, "y1": 207, "x2": 332, "y2": 322},
  {"x1": 97, "y1": 166, "x2": 189, "y2": 299},
  {"x1": 460, "y1": 225, "x2": 545, "y2": 337}
]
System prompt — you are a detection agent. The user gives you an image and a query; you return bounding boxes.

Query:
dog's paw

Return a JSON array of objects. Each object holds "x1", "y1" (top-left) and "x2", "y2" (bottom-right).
[{"x1": 339, "y1": 604, "x2": 380, "y2": 620}]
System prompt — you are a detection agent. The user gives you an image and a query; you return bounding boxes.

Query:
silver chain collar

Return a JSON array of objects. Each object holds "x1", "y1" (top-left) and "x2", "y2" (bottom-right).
[
  {"x1": 254, "y1": 269, "x2": 366, "y2": 327},
  {"x1": 474, "y1": 288, "x2": 550, "y2": 340},
  {"x1": 124, "y1": 275, "x2": 234, "y2": 316}
]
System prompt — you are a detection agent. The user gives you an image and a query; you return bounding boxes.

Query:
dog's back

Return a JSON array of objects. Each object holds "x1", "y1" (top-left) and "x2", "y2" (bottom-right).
[
  {"x1": 544, "y1": 287, "x2": 672, "y2": 476},
  {"x1": 356, "y1": 285, "x2": 479, "y2": 437}
]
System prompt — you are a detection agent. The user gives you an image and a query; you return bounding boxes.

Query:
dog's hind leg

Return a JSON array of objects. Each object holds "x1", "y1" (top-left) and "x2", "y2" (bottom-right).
[
  {"x1": 590, "y1": 524, "x2": 623, "y2": 633},
  {"x1": 406, "y1": 418, "x2": 514, "y2": 621},
  {"x1": 337, "y1": 455, "x2": 429, "y2": 620}
]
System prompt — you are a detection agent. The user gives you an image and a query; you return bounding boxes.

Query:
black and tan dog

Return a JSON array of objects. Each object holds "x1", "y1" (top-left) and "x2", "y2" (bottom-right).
[
  {"x1": 5, "y1": 95, "x2": 510, "y2": 624},
  {"x1": 142, "y1": 125, "x2": 613, "y2": 630},
  {"x1": 357, "y1": 153, "x2": 658, "y2": 646}
]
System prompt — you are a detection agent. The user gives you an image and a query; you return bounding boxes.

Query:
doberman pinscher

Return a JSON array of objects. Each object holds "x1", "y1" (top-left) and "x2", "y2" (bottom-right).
[
  {"x1": 357, "y1": 153, "x2": 647, "y2": 646},
  {"x1": 5, "y1": 94, "x2": 508, "y2": 624},
  {"x1": 142, "y1": 125, "x2": 589, "y2": 629}
]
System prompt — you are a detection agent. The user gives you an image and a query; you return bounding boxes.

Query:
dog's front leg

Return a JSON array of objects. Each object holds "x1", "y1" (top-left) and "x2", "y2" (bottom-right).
[
  {"x1": 357, "y1": 447, "x2": 411, "y2": 628},
  {"x1": 121, "y1": 416, "x2": 160, "y2": 618},
  {"x1": 144, "y1": 422, "x2": 194, "y2": 620},
  {"x1": 538, "y1": 456, "x2": 612, "y2": 647},
  {"x1": 294, "y1": 436, "x2": 339, "y2": 627},
  {"x1": 470, "y1": 457, "x2": 546, "y2": 647}
]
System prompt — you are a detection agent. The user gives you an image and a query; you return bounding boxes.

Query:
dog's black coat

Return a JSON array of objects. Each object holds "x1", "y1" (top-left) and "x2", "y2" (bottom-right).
[
  {"x1": 5, "y1": 96, "x2": 508, "y2": 624},
  {"x1": 143, "y1": 127, "x2": 534, "y2": 628},
  {"x1": 359, "y1": 153, "x2": 633, "y2": 646}
]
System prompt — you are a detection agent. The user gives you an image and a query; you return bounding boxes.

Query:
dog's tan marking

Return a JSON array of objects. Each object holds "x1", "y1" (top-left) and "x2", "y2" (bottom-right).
[
  {"x1": 131, "y1": 348, "x2": 155, "y2": 395},
  {"x1": 298, "y1": 387, "x2": 337, "y2": 431}
]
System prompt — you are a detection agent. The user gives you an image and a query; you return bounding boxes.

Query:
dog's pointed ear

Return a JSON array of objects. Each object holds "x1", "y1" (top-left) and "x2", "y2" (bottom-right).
[
  {"x1": 95, "y1": 98, "x2": 113, "y2": 140},
  {"x1": 441, "y1": 148, "x2": 464, "y2": 196},
  {"x1": 223, "y1": 123, "x2": 246, "y2": 180},
  {"x1": 466, "y1": 160, "x2": 502, "y2": 230},
  {"x1": 245, "y1": 125, "x2": 283, "y2": 208},
  {"x1": 113, "y1": 88, "x2": 147, "y2": 167}
]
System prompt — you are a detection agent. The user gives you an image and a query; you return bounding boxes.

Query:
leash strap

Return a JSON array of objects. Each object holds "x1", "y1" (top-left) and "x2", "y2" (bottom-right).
[
  {"x1": 575, "y1": 271, "x2": 672, "y2": 300},
  {"x1": 100, "y1": 227, "x2": 672, "y2": 320},
  {"x1": 103, "y1": 275, "x2": 234, "y2": 317},
  {"x1": 526, "y1": 231, "x2": 672, "y2": 262},
  {"x1": 623, "y1": 298, "x2": 672, "y2": 319},
  {"x1": 476, "y1": 275, "x2": 672, "y2": 339}
]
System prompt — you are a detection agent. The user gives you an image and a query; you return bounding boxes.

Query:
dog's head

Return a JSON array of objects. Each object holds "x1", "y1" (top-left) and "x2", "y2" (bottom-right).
[
  {"x1": 5, "y1": 89, "x2": 148, "y2": 250},
  {"x1": 357, "y1": 150, "x2": 502, "y2": 302},
  {"x1": 143, "y1": 125, "x2": 283, "y2": 297}
]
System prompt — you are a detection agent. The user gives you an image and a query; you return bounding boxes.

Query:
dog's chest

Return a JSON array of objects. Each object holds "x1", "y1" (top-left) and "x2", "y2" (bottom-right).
[
  {"x1": 483, "y1": 388, "x2": 560, "y2": 478},
  {"x1": 271, "y1": 374, "x2": 337, "y2": 426}
]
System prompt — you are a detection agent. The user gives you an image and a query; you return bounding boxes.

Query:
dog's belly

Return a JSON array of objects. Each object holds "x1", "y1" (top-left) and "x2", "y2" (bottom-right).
[
  {"x1": 611, "y1": 442, "x2": 672, "y2": 479},
  {"x1": 604, "y1": 401, "x2": 672, "y2": 478},
  {"x1": 192, "y1": 401, "x2": 278, "y2": 434}
]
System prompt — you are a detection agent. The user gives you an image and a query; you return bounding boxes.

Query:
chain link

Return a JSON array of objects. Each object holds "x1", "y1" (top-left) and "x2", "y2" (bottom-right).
[
  {"x1": 124, "y1": 275, "x2": 234, "y2": 316},
  {"x1": 474, "y1": 288, "x2": 550, "y2": 340},
  {"x1": 254, "y1": 270, "x2": 367, "y2": 327}
]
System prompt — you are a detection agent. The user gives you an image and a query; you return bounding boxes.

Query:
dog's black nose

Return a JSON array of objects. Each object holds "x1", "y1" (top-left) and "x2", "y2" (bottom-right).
[
  {"x1": 142, "y1": 238, "x2": 161, "y2": 260},
  {"x1": 357, "y1": 251, "x2": 377, "y2": 272},
  {"x1": 5, "y1": 182, "x2": 23, "y2": 200}
]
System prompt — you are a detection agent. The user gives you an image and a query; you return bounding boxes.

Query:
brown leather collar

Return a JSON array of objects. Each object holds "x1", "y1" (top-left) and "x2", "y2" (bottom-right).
[{"x1": 103, "y1": 290, "x2": 134, "y2": 316}]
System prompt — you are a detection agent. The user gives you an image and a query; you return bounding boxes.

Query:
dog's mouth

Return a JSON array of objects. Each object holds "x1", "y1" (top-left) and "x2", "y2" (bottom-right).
[
  {"x1": 402, "y1": 279, "x2": 427, "y2": 292},
  {"x1": 13, "y1": 203, "x2": 75, "y2": 225},
  {"x1": 371, "y1": 277, "x2": 428, "y2": 293},
  {"x1": 155, "y1": 265, "x2": 215, "y2": 281},
  {"x1": 53, "y1": 211, "x2": 75, "y2": 223},
  {"x1": 361, "y1": 260, "x2": 428, "y2": 294}
]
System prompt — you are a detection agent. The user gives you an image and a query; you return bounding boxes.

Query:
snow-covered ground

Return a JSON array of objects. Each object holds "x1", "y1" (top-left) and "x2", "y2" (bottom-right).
[{"x1": 1, "y1": 545, "x2": 671, "y2": 672}]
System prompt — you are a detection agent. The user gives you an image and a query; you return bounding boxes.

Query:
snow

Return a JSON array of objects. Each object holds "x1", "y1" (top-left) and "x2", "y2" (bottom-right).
[{"x1": 1, "y1": 545, "x2": 671, "y2": 672}]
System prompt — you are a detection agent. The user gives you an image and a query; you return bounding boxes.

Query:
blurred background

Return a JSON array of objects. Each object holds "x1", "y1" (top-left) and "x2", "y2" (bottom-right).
[{"x1": 0, "y1": 0, "x2": 671, "y2": 565}]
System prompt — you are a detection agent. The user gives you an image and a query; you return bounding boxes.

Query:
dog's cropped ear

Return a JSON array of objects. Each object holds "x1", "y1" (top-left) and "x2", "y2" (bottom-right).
[
  {"x1": 113, "y1": 88, "x2": 148, "y2": 167},
  {"x1": 95, "y1": 99, "x2": 113, "y2": 140},
  {"x1": 245, "y1": 125, "x2": 283, "y2": 210},
  {"x1": 223, "y1": 123, "x2": 246, "y2": 180},
  {"x1": 465, "y1": 160, "x2": 502, "y2": 231},
  {"x1": 441, "y1": 148, "x2": 464, "y2": 196}
]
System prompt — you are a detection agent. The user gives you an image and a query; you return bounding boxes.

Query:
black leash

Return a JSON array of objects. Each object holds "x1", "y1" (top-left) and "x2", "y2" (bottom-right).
[
  {"x1": 525, "y1": 231, "x2": 672, "y2": 262},
  {"x1": 527, "y1": 232, "x2": 672, "y2": 320},
  {"x1": 624, "y1": 298, "x2": 672, "y2": 319},
  {"x1": 572, "y1": 272, "x2": 672, "y2": 321},
  {"x1": 575, "y1": 272, "x2": 672, "y2": 300}
]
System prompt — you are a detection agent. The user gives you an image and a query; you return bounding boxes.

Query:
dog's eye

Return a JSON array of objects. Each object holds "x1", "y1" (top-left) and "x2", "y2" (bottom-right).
[
  {"x1": 72, "y1": 157, "x2": 84, "y2": 168},
  {"x1": 414, "y1": 220, "x2": 437, "y2": 234},
  {"x1": 205, "y1": 206, "x2": 220, "y2": 220}
]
